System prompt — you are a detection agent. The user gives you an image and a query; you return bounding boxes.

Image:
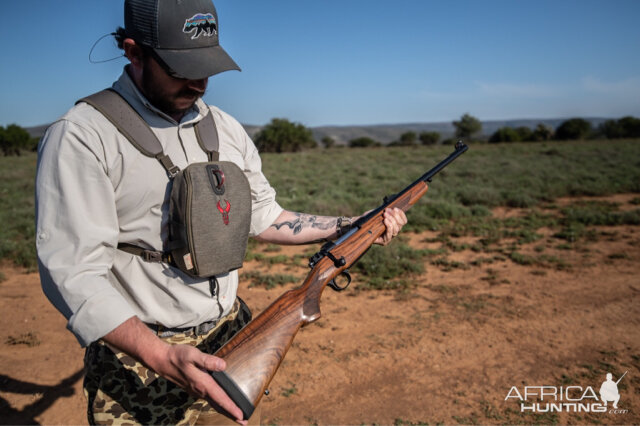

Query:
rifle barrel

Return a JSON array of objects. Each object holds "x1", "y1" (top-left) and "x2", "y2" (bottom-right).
[{"x1": 353, "y1": 140, "x2": 468, "y2": 228}]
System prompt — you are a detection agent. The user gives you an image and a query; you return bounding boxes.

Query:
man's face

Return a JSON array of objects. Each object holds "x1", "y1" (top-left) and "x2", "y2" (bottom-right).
[{"x1": 140, "y1": 53, "x2": 208, "y2": 120}]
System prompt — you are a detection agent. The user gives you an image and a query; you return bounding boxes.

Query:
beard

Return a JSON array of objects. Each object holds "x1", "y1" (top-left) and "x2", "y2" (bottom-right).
[{"x1": 140, "y1": 61, "x2": 206, "y2": 119}]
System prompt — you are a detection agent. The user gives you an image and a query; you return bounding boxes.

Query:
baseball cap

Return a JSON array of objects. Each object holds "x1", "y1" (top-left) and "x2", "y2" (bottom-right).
[{"x1": 124, "y1": 0, "x2": 240, "y2": 79}]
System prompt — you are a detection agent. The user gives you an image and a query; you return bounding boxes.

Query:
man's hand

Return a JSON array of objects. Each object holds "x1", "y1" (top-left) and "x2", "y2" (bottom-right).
[
  {"x1": 374, "y1": 207, "x2": 408, "y2": 246},
  {"x1": 154, "y1": 344, "x2": 247, "y2": 424},
  {"x1": 103, "y1": 316, "x2": 247, "y2": 425}
]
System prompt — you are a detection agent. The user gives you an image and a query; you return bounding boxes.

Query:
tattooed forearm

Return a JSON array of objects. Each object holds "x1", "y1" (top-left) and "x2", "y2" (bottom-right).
[{"x1": 270, "y1": 213, "x2": 337, "y2": 236}]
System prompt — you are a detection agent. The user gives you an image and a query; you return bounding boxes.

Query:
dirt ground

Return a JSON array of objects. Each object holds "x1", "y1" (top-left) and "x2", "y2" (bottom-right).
[{"x1": 1, "y1": 194, "x2": 638, "y2": 425}]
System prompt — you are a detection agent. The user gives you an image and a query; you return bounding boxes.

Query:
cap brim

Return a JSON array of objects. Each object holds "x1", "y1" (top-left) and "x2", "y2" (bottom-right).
[{"x1": 154, "y1": 44, "x2": 241, "y2": 80}]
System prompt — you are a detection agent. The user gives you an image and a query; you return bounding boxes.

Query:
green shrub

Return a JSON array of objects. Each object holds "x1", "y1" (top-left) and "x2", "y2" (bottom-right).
[
  {"x1": 555, "y1": 118, "x2": 592, "y2": 140},
  {"x1": 489, "y1": 127, "x2": 520, "y2": 143},
  {"x1": 419, "y1": 131, "x2": 440, "y2": 145},
  {"x1": 532, "y1": 123, "x2": 554, "y2": 141},
  {"x1": 255, "y1": 118, "x2": 317, "y2": 152},
  {"x1": 1, "y1": 124, "x2": 34, "y2": 156},
  {"x1": 348, "y1": 136, "x2": 379, "y2": 148}
]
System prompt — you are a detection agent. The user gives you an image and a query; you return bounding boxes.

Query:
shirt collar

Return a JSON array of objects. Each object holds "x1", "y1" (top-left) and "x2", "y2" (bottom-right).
[{"x1": 112, "y1": 66, "x2": 208, "y2": 126}]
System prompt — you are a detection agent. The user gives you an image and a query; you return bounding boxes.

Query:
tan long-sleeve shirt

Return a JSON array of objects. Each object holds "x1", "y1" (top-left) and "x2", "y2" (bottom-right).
[{"x1": 35, "y1": 69, "x2": 282, "y2": 347}]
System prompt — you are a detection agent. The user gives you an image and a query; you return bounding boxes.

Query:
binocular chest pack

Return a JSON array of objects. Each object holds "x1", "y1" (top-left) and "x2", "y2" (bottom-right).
[{"x1": 78, "y1": 89, "x2": 251, "y2": 278}]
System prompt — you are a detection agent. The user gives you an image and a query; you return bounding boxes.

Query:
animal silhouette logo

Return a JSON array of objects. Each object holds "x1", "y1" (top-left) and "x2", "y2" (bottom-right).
[
  {"x1": 217, "y1": 199, "x2": 231, "y2": 225},
  {"x1": 183, "y1": 13, "x2": 217, "y2": 39}
]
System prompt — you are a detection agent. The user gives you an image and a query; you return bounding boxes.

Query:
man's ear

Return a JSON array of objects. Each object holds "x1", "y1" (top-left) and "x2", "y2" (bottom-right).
[{"x1": 123, "y1": 38, "x2": 144, "y2": 69}]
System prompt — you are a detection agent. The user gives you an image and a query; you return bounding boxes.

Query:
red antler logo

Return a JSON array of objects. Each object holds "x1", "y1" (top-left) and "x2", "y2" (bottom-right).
[{"x1": 216, "y1": 199, "x2": 231, "y2": 225}]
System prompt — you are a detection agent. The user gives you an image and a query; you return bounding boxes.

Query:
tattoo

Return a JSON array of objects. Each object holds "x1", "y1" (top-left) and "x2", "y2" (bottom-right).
[{"x1": 270, "y1": 213, "x2": 337, "y2": 235}]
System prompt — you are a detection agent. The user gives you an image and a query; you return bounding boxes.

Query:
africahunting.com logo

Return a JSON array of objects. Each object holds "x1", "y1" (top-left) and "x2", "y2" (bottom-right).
[{"x1": 505, "y1": 371, "x2": 629, "y2": 415}]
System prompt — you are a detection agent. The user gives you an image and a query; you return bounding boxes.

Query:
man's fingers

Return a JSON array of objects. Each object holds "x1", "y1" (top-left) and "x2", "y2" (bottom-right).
[
  {"x1": 375, "y1": 208, "x2": 407, "y2": 245},
  {"x1": 197, "y1": 353, "x2": 226, "y2": 372},
  {"x1": 206, "y1": 378, "x2": 246, "y2": 424},
  {"x1": 385, "y1": 216, "x2": 396, "y2": 237},
  {"x1": 192, "y1": 357, "x2": 246, "y2": 423},
  {"x1": 388, "y1": 207, "x2": 407, "y2": 227},
  {"x1": 385, "y1": 208, "x2": 404, "y2": 234}
]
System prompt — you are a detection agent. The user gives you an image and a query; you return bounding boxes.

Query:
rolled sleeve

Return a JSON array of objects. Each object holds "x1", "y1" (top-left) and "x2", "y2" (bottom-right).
[{"x1": 36, "y1": 120, "x2": 136, "y2": 346}]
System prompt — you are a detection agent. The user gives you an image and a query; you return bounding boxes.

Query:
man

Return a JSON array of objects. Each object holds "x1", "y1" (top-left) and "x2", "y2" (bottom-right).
[
  {"x1": 599, "y1": 372, "x2": 621, "y2": 409},
  {"x1": 35, "y1": 0, "x2": 407, "y2": 424}
]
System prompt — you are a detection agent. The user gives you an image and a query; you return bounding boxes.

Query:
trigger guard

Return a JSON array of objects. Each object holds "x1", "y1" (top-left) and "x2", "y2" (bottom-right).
[{"x1": 328, "y1": 270, "x2": 352, "y2": 292}]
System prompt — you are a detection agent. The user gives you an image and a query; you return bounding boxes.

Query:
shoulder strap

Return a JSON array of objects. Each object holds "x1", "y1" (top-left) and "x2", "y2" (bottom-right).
[
  {"x1": 79, "y1": 88, "x2": 221, "y2": 165},
  {"x1": 78, "y1": 89, "x2": 162, "y2": 156},
  {"x1": 78, "y1": 89, "x2": 178, "y2": 177},
  {"x1": 194, "y1": 109, "x2": 220, "y2": 161}
]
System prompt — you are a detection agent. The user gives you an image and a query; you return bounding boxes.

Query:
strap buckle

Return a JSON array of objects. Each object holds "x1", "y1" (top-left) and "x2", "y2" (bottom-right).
[
  {"x1": 157, "y1": 153, "x2": 180, "y2": 179},
  {"x1": 167, "y1": 165, "x2": 180, "y2": 179},
  {"x1": 142, "y1": 250, "x2": 164, "y2": 262}
]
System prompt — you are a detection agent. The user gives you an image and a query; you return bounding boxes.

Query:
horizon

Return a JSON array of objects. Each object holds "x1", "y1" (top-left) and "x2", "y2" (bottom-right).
[
  {"x1": 1, "y1": 0, "x2": 639, "y2": 128},
  {"x1": 23, "y1": 115, "x2": 612, "y2": 133}
]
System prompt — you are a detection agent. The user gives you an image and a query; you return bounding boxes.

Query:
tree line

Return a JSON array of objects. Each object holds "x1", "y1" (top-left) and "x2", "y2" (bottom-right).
[
  {"x1": 254, "y1": 114, "x2": 640, "y2": 152},
  {"x1": 3, "y1": 114, "x2": 639, "y2": 156},
  {"x1": 489, "y1": 116, "x2": 640, "y2": 143}
]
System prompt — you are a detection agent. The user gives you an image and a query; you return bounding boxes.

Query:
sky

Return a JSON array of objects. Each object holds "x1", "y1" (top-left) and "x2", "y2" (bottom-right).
[{"x1": 1, "y1": 0, "x2": 639, "y2": 128}]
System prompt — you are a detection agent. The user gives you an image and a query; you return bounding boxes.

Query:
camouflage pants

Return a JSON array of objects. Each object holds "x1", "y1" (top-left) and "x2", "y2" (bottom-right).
[{"x1": 83, "y1": 299, "x2": 259, "y2": 425}]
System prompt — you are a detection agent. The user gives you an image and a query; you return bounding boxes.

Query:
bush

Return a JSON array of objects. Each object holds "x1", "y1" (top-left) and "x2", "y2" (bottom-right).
[
  {"x1": 1, "y1": 124, "x2": 33, "y2": 156},
  {"x1": 398, "y1": 131, "x2": 417, "y2": 146},
  {"x1": 348, "y1": 136, "x2": 380, "y2": 148},
  {"x1": 489, "y1": 127, "x2": 520, "y2": 143},
  {"x1": 618, "y1": 116, "x2": 640, "y2": 138},
  {"x1": 254, "y1": 118, "x2": 317, "y2": 153},
  {"x1": 598, "y1": 119, "x2": 623, "y2": 139},
  {"x1": 321, "y1": 136, "x2": 335, "y2": 148},
  {"x1": 532, "y1": 123, "x2": 553, "y2": 141},
  {"x1": 555, "y1": 118, "x2": 592, "y2": 140},
  {"x1": 419, "y1": 131, "x2": 440, "y2": 145},
  {"x1": 515, "y1": 126, "x2": 533, "y2": 142},
  {"x1": 599, "y1": 116, "x2": 640, "y2": 139}
]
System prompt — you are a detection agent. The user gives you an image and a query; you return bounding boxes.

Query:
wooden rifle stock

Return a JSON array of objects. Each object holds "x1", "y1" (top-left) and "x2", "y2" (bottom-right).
[{"x1": 211, "y1": 142, "x2": 469, "y2": 420}]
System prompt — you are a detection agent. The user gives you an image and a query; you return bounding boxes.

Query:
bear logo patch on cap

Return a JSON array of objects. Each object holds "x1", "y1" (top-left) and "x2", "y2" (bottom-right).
[{"x1": 183, "y1": 13, "x2": 217, "y2": 39}]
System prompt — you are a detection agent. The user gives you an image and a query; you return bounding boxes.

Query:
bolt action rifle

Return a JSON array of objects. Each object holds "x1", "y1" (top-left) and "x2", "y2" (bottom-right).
[{"x1": 211, "y1": 141, "x2": 469, "y2": 420}]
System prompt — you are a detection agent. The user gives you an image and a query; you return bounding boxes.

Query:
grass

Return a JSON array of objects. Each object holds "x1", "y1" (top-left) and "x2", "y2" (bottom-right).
[
  {"x1": 352, "y1": 237, "x2": 430, "y2": 290},
  {"x1": 0, "y1": 154, "x2": 37, "y2": 269},
  {"x1": 5, "y1": 332, "x2": 41, "y2": 347},
  {"x1": 2, "y1": 139, "x2": 640, "y2": 272},
  {"x1": 280, "y1": 383, "x2": 297, "y2": 397},
  {"x1": 264, "y1": 140, "x2": 640, "y2": 218},
  {"x1": 561, "y1": 201, "x2": 640, "y2": 226},
  {"x1": 242, "y1": 271, "x2": 298, "y2": 289}
]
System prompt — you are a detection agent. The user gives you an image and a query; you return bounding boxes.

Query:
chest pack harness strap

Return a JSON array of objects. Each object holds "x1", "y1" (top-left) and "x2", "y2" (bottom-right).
[{"x1": 77, "y1": 88, "x2": 221, "y2": 264}]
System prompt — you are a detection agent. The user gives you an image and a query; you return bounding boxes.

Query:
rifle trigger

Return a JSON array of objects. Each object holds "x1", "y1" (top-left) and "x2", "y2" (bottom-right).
[{"x1": 328, "y1": 270, "x2": 351, "y2": 292}]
